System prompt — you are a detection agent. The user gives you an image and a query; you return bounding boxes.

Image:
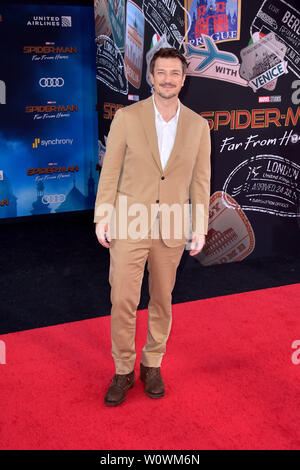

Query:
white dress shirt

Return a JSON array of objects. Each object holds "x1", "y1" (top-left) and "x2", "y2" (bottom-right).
[{"x1": 152, "y1": 94, "x2": 180, "y2": 172}]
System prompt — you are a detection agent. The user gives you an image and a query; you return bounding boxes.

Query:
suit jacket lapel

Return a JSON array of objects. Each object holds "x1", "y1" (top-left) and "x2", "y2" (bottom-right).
[{"x1": 139, "y1": 96, "x2": 163, "y2": 173}]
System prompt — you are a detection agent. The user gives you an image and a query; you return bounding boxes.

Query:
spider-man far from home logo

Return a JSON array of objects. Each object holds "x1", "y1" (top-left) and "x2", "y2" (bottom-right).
[{"x1": 185, "y1": 0, "x2": 241, "y2": 46}]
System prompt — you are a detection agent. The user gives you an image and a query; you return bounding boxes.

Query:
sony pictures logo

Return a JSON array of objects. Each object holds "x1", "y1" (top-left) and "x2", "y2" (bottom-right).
[{"x1": 26, "y1": 16, "x2": 72, "y2": 27}]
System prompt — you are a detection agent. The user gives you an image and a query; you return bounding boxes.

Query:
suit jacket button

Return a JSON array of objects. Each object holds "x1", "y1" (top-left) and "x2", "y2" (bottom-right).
[
  {"x1": 156, "y1": 200, "x2": 159, "y2": 203},
  {"x1": 161, "y1": 176, "x2": 165, "y2": 180}
]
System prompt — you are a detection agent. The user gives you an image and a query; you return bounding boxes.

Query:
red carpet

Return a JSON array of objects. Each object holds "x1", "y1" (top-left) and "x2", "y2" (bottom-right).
[{"x1": 0, "y1": 284, "x2": 299, "y2": 450}]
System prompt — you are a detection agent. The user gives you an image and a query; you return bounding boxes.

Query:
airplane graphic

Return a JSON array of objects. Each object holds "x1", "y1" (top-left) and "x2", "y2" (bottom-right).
[{"x1": 184, "y1": 35, "x2": 238, "y2": 71}]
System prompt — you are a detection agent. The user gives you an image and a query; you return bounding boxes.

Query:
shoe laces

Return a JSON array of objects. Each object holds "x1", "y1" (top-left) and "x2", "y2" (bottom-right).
[
  {"x1": 146, "y1": 367, "x2": 161, "y2": 379},
  {"x1": 111, "y1": 373, "x2": 132, "y2": 387}
]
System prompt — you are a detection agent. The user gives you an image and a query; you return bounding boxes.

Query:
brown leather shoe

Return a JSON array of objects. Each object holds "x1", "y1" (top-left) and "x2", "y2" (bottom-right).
[
  {"x1": 104, "y1": 371, "x2": 135, "y2": 406},
  {"x1": 140, "y1": 363, "x2": 165, "y2": 398}
]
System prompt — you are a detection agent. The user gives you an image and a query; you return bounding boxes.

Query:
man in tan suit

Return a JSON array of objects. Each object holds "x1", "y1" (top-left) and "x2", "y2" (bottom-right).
[{"x1": 94, "y1": 48, "x2": 211, "y2": 406}]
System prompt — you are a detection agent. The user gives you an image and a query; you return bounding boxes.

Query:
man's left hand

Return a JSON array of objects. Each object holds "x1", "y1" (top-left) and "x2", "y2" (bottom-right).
[{"x1": 189, "y1": 233, "x2": 206, "y2": 256}]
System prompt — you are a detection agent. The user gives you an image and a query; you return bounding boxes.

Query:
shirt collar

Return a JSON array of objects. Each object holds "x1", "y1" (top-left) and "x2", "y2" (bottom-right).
[{"x1": 152, "y1": 94, "x2": 180, "y2": 123}]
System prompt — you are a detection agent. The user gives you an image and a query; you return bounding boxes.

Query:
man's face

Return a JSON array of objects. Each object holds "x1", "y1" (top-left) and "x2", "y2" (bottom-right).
[{"x1": 150, "y1": 57, "x2": 186, "y2": 99}]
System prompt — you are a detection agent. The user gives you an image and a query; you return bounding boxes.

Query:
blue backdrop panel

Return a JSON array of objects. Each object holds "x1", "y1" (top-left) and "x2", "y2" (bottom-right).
[{"x1": 0, "y1": 3, "x2": 98, "y2": 218}]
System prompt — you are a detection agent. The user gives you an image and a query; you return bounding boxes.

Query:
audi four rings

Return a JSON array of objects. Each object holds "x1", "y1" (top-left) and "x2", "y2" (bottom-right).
[
  {"x1": 42, "y1": 194, "x2": 66, "y2": 204},
  {"x1": 39, "y1": 77, "x2": 64, "y2": 87}
]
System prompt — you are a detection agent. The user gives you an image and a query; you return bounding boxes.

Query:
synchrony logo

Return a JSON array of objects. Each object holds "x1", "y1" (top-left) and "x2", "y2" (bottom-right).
[{"x1": 32, "y1": 137, "x2": 74, "y2": 148}]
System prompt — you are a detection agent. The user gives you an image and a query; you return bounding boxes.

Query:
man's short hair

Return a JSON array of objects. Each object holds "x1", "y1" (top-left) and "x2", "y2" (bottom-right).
[{"x1": 150, "y1": 47, "x2": 188, "y2": 76}]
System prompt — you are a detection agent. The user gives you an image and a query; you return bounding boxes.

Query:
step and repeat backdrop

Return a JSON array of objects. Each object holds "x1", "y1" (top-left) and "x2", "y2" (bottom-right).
[
  {"x1": 0, "y1": 2, "x2": 98, "y2": 218},
  {"x1": 95, "y1": 0, "x2": 300, "y2": 263}
]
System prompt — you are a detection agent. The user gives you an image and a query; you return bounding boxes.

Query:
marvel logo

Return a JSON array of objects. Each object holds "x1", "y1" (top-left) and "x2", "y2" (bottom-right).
[{"x1": 258, "y1": 96, "x2": 270, "y2": 103}]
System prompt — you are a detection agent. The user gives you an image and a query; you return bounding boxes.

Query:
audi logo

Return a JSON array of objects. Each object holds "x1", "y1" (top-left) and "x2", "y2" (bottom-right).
[
  {"x1": 39, "y1": 77, "x2": 65, "y2": 88},
  {"x1": 42, "y1": 194, "x2": 66, "y2": 204}
]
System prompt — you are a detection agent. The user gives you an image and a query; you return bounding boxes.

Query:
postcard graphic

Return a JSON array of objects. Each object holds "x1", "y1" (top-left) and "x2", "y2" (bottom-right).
[
  {"x1": 250, "y1": 0, "x2": 300, "y2": 78},
  {"x1": 124, "y1": 0, "x2": 145, "y2": 89},
  {"x1": 107, "y1": 0, "x2": 125, "y2": 52},
  {"x1": 185, "y1": 0, "x2": 242, "y2": 47}
]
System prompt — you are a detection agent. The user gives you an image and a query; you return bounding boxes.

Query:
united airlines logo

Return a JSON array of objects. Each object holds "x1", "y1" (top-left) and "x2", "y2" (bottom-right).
[
  {"x1": 61, "y1": 16, "x2": 72, "y2": 27},
  {"x1": 26, "y1": 16, "x2": 72, "y2": 27},
  {"x1": 0, "y1": 79, "x2": 6, "y2": 104}
]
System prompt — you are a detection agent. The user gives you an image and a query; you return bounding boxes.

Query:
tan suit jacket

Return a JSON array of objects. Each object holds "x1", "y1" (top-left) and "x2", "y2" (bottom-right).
[{"x1": 94, "y1": 95, "x2": 211, "y2": 247}]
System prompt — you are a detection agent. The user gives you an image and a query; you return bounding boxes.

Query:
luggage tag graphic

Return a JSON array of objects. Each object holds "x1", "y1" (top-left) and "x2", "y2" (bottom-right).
[
  {"x1": 250, "y1": 0, "x2": 300, "y2": 78},
  {"x1": 240, "y1": 32, "x2": 288, "y2": 92}
]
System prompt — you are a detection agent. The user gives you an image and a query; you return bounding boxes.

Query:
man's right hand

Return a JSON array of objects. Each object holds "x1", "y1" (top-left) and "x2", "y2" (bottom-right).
[{"x1": 95, "y1": 222, "x2": 111, "y2": 248}]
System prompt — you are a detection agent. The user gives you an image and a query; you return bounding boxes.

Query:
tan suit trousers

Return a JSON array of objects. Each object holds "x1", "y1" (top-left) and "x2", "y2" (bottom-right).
[{"x1": 108, "y1": 217, "x2": 186, "y2": 374}]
